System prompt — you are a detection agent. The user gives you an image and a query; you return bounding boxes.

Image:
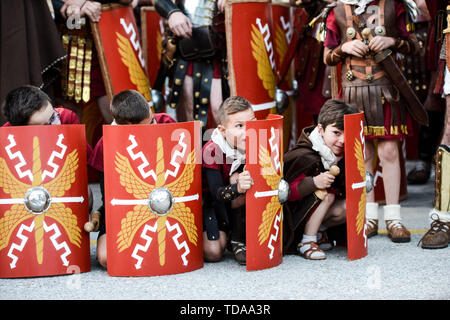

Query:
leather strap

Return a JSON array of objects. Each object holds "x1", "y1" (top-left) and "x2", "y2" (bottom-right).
[
  {"x1": 154, "y1": 0, "x2": 181, "y2": 19},
  {"x1": 168, "y1": 58, "x2": 189, "y2": 109},
  {"x1": 193, "y1": 60, "x2": 213, "y2": 127}
]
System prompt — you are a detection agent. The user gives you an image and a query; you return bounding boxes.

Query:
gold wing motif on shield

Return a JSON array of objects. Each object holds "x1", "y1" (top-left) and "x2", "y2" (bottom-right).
[
  {"x1": 0, "y1": 158, "x2": 31, "y2": 198},
  {"x1": 116, "y1": 32, "x2": 151, "y2": 100},
  {"x1": 257, "y1": 145, "x2": 282, "y2": 245},
  {"x1": 250, "y1": 24, "x2": 276, "y2": 99},
  {"x1": 42, "y1": 149, "x2": 79, "y2": 196},
  {"x1": 354, "y1": 140, "x2": 366, "y2": 235},
  {"x1": 114, "y1": 152, "x2": 156, "y2": 252},
  {"x1": 114, "y1": 140, "x2": 198, "y2": 260}
]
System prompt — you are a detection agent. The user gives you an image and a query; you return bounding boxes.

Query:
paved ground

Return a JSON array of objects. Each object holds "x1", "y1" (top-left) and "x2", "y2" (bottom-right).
[{"x1": 1, "y1": 161, "x2": 449, "y2": 302}]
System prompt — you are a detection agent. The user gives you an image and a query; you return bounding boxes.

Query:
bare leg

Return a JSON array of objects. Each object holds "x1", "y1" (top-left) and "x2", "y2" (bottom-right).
[
  {"x1": 364, "y1": 140, "x2": 376, "y2": 203},
  {"x1": 210, "y1": 78, "x2": 223, "y2": 127},
  {"x1": 377, "y1": 139, "x2": 400, "y2": 205},
  {"x1": 97, "y1": 234, "x2": 107, "y2": 268},
  {"x1": 176, "y1": 76, "x2": 194, "y2": 122},
  {"x1": 304, "y1": 193, "x2": 335, "y2": 236},
  {"x1": 322, "y1": 198, "x2": 346, "y2": 228},
  {"x1": 203, "y1": 231, "x2": 227, "y2": 262}
]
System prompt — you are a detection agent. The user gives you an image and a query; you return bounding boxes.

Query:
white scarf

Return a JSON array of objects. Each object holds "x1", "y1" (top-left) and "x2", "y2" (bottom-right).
[
  {"x1": 339, "y1": 0, "x2": 373, "y2": 15},
  {"x1": 308, "y1": 127, "x2": 339, "y2": 170},
  {"x1": 211, "y1": 128, "x2": 246, "y2": 176}
]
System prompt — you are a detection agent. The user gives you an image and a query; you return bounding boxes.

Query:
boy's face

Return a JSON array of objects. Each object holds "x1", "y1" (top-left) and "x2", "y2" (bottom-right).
[
  {"x1": 218, "y1": 108, "x2": 256, "y2": 152},
  {"x1": 27, "y1": 101, "x2": 61, "y2": 125},
  {"x1": 318, "y1": 122, "x2": 345, "y2": 157}
]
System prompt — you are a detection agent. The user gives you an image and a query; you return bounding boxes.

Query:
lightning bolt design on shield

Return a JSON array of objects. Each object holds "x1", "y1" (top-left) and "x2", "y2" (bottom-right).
[
  {"x1": 120, "y1": 18, "x2": 145, "y2": 67},
  {"x1": 126, "y1": 135, "x2": 157, "y2": 181},
  {"x1": 166, "y1": 220, "x2": 190, "y2": 266},
  {"x1": 256, "y1": 18, "x2": 275, "y2": 69},
  {"x1": 7, "y1": 221, "x2": 35, "y2": 269},
  {"x1": 132, "y1": 222, "x2": 157, "y2": 269},
  {"x1": 42, "y1": 134, "x2": 67, "y2": 182},
  {"x1": 165, "y1": 132, "x2": 187, "y2": 182},
  {"x1": 43, "y1": 221, "x2": 71, "y2": 266},
  {"x1": 5, "y1": 135, "x2": 33, "y2": 183}
]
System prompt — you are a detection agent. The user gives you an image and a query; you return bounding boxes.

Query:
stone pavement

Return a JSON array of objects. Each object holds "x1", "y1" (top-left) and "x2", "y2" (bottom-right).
[{"x1": 0, "y1": 161, "x2": 449, "y2": 301}]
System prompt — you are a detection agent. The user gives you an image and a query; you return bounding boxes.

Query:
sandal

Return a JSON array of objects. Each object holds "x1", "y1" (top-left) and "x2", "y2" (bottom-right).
[
  {"x1": 297, "y1": 241, "x2": 326, "y2": 260},
  {"x1": 317, "y1": 230, "x2": 334, "y2": 251}
]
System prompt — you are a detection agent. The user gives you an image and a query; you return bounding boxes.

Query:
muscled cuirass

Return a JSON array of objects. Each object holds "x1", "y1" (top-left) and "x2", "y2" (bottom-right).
[{"x1": 181, "y1": 0, "x2": 217, "y2": 27}]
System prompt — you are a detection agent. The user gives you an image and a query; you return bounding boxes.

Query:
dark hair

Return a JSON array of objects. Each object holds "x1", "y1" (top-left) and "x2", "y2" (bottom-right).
[
  {"x1": 110, "y1": 90, "x2": 150, "y2": 124},
  {"x1": 217, "y1": 96, "x2": 252, "y2": 125},
  {"x1": 317, "y1": 99, "x2": 359, "y2": 130},
  {"x1": 2, "y1": 86, "x2": 51, "y2": 126}
]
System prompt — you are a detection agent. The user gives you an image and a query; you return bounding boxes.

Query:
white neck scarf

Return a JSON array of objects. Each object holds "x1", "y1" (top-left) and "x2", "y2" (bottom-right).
[
  {"x1": 309, "y1": 127, "x2": 339, "y2": 170},
  {"x1": 211, "y1": 128, "x2": 246, "y2": 176},
  {"x1": 339, "y1": 0, "x2": 373, "y2": 15}
]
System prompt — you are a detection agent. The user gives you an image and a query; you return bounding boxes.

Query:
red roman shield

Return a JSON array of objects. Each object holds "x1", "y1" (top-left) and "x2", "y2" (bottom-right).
[
  {"x1": 104, "y1": 122, "x2": 203, "y2": 276},
  {"x1": 270, "y1": 2, "x2": 296, "y2": 151},
  {"x1": 0, "y1": 125, "x2": 90, "y2": 278},
  {"x1": 344, "y1": 112, "x2": 368, "y2": 260},
  {"x1": 225, "y1": 0, "x2": 277, "y2": 119},
  {"x1": 140, "y1": 6, "x2": 164, "y2": 89},
  {"x1": 91, "y1": 4, "x2": 152, "y2": 102},
  {"x1": 246, "y1": 114, "x2": 284, "y2": 271}
]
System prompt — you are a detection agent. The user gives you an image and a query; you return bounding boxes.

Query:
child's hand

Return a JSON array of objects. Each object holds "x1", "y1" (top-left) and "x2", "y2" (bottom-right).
[
  {"x1": 368, "y1": 36, "x2": 395, "y2": 53},
  {"x1": 313, "y1": 172, "x2": 335, "y2": 189},
  {"x1": 342, "y1": 40, "x2": 369, "y2": 58},
  {"x1": 237, "y1": 170, "x2": 253, "y2": 193}
]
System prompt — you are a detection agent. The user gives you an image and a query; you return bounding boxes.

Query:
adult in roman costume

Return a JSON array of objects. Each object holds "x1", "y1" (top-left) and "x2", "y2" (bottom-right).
[
  {"x1": 152, "y1": 0, "x2": 228, "y2": 127},
  {"x1": 419, "y1": 2, "x2": 450, "y2": 249},
  {"x1": 324, "y1": 0, "x2": 421, "y2": 243}
]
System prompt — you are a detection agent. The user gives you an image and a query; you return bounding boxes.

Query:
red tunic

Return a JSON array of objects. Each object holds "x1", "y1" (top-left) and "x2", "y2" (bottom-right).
[
  {"x1": 88, "y1": 113, "x2": 176, "y2": 172},
  {"x1": 2, "y1": 106, "x2": 93, "y2": 163}
]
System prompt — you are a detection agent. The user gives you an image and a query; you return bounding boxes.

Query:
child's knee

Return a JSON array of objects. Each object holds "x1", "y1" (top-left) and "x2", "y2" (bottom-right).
[
  {"x1": 378, "y1": 141, "x2": 399, "y2": 162},
  {"x1": 204, "y1": 246, "x2": 224, "y2": 262},
  {"x1": 97, "y1": 250, "x2": 107, "y2": 268}
]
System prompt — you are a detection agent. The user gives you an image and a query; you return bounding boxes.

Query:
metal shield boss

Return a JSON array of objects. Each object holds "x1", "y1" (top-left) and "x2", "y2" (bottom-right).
[
  {"x1": 225, "y1": 0, "x2": 277, "y2": 119},
  {"x1": 0, "y1": 125, "x2": 90, "y2": 278},
  {"x1": 104, "y1": 121, "x2": 203, "y2": 276},
  {"x1": 344, "y1": 113, "x2": 368, "y2": 260},
  {"x1": 245, "y1": 115, "x2": 284, "y2": 271},
  {"x1": 91, "y1": 4, "x2": 152, "y2": 103}
]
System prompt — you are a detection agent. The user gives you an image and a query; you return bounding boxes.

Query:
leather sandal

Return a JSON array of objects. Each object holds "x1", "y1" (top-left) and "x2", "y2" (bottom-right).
[
  {"x1": 297, "y1": 241, "x2": 326, "y2": 260},
  {"x1": 317, "y1": 230, "x2": 334, "y2": 251}
]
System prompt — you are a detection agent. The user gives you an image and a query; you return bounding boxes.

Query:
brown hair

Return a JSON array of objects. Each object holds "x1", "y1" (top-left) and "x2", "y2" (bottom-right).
[
  {"x1": 217, "y1": 96, "x2": 252, "y2": 125},
  {"x1": 317, "y1": 99, "x2": 359, "y2": 130}
]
